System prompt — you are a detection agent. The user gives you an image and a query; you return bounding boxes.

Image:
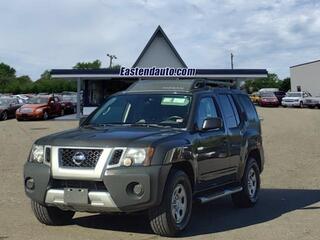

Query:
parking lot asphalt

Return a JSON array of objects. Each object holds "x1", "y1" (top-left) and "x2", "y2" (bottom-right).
[{"x1": 0, "y1": 107, "x2": 319, "y2": 240}]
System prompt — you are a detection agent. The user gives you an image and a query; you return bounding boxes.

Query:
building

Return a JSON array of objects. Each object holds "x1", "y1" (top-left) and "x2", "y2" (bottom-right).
[
  {"x1": 51, "y1": 26, "x2": 268, "y2": 117},
  {"x1": 290, "y1": 60, "x2": 320, "y2": 96}
]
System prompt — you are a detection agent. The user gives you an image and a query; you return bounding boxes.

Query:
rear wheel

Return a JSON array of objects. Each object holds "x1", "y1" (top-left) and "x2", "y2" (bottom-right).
[
  {"x1": 148, "y1": 169, "x2": 192, "y2": 237},
  {"x1": 31, "y1": 200, "x2": 75, "y2": 225},
  {"x1": 1, "y1": 111, "x2": 8, "y2": 121},
  {"x1": 232, "y1": 158, "x2": 260, "y2": 208}
]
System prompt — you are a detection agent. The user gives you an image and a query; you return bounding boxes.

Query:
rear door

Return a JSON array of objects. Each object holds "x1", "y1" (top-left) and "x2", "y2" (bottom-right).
[
  {"x1": 216, "y1": 94, "x2": 242, "y2": 179},
  {"x1": 195, "y1": 96, "x2": 230, "y2": 187},
  {"x1": 51, "y1": 97, "x2": 61, "y2": 115}
]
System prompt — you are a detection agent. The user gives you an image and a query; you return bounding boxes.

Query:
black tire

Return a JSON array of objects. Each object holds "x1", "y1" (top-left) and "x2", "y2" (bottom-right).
[
  {"x1": 232, "y1": 158, "x2": 260, "y2": 208},
  {"x1": 1, "y1": 111, "x2": 8, "y2": 121},
  {"x1": 300, "y1": 101, "x2": 304, "y2": 108},
  {"x1": 148, "y1": 169, "x2": 192, "y2": 237},
  {"x1": 43, "y1": 111, "x2": 49, "y2": 120},
  {"x1": 31, "y1": 200, "x2": 75, "y2": 225}
]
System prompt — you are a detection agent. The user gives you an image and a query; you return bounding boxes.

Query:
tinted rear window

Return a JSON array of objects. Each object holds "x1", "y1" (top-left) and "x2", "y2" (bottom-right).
[
  {"x1": 235, "y1": 94, "x2": 258, "y2": 121},
  {"x1": 217, "y1": 94, "x2": 239, "y2": 128}
]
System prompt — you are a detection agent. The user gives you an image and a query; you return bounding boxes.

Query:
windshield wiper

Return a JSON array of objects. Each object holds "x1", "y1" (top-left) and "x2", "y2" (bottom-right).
[
  {"x1": 128, "y1": 123, "x2": 171, "y2": 128},
  {"x1": 82, "y1": 123, "x2": 117, "y2": 128}
]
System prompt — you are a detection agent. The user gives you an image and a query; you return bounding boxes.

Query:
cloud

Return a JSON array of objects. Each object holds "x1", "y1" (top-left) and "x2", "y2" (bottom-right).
[{"x1": 0, "y1": 0, "x2": 319, "y2": 79}]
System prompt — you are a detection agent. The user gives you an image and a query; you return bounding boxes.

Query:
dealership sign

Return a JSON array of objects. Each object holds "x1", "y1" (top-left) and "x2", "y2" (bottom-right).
[{"x1": 120, "y1": 67, "x2": 196, "y2": 77}]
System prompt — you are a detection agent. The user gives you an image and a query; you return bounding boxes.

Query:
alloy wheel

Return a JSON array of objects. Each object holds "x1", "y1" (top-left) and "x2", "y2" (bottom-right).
[
  {"x1": 2, "y1": 111, "x2": 8, "y2": 120},
  {"x1": 247, "y1": 168, "x2": 257, "y2": 198},
  {"x1": 171, "y1": 183, "x2": 187, "y2": 224}
]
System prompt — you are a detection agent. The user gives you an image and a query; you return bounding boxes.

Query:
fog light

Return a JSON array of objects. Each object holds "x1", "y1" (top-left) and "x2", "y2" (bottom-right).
[
  {"x1": 123, "y1": 157, "x2": 133, "y2": 167},
  {"x1": 133, "y1": 183, "x2": 144, "y2": 196},
  {"x1": 26, "y1": 178, "x2": 35, "y2": 190}
]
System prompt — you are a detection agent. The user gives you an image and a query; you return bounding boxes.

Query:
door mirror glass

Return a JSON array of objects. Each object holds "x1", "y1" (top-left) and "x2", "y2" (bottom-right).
[
  {"x1": 50, "y1": 100, "x2": 54, "y2": 104},
  {"x1": 201, "y1": 117, "x2": 222, "y2": 131}
]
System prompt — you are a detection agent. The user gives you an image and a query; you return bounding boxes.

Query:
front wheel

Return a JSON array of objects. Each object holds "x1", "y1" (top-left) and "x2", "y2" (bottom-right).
[
  {"x1": 31, "y1": 200, "x2": 75, "y2": 225},
  {"x1": 232, "y1": 158, "x2": 260, "y2": 208},
  {"x1": 148, "y1": 169, "x2": 192, "y2": 237},
  {"x1": 300, "y1": 101, "x2": 304, "y2": 108},
  {"x1": 43, "y1": 111, "x2": 49, "y2": 120}
]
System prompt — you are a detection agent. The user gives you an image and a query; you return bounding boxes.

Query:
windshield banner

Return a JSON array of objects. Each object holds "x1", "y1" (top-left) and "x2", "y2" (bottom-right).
[{"x1": 119, "y1": 67, "x2": 196, "y2": 77}]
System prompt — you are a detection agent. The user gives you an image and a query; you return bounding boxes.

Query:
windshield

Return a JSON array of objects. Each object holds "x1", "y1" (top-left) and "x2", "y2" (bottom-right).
[
  {"x1": 261, "y1": 92, "x2": 275, "y2": 97},
  {"x1": 286, "y1": 92, "x2": 301, "y2": 97},
  {"x1": 62, "y1": 95, "x2": 77, "y2": 102},
  {"x1": 0, "y1": 98, "x2": 10, "y2": 105},
  {"x1": 87, "y1": 94, "x2": 192, "y2": 128},
  {"x1": 27, "y1": 97, "x2": 48, "y2": 104}
]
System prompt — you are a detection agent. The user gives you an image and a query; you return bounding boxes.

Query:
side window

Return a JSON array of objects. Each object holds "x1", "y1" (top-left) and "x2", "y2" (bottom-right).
[
  {"x1": 217, "y1": 94, "x2": 238, "y2": 129},
  {"x1": 227, "y1": 95, "x2": 240, "y2": 125},
  {"x1": 197, "y1": 97, "x2": 218, "y2": 129},
  {"x1": 54, "y1": 97, "x2": 59, "y2": 102},
  {"x1": 236, "y1": 94, "x2": 258, "y2": 121}
]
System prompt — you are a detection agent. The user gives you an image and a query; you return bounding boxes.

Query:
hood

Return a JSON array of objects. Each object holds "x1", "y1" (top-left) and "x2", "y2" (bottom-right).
[
  {"x1": 35, "y1": 126, "x2": 184, "y2": 147},
  {"x1": 21, "y1": 104, "x2": 47, "y2": 109}
]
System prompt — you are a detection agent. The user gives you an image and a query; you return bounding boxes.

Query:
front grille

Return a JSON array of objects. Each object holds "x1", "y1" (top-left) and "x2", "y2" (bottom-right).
[
  {"x1": 109, "y1": 149, "x2": 124, "y2": 165},
  {"x1": 51, "y1": 179, "x2": 106, "y2": 191},
  {"x1": 59, "y1": 148, "x2": 102, "y2": 168}
]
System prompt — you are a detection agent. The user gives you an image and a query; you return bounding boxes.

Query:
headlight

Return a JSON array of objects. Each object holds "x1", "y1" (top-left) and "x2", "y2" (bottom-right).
[
  {"x1": 35, "y1": 108, "x2": 43, "y2": 113},
  {"x1": 122, "y1": 148, "x2": 154, "y2": 167},
  {"x1": 29, "y1": 145, "x2": 44, "y2": 163}
]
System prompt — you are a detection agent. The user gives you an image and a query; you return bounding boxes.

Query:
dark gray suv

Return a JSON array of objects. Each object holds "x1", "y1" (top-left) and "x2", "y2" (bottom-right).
[{"x1": 24, "y1": 80, "x2": 264, "y2": 236}]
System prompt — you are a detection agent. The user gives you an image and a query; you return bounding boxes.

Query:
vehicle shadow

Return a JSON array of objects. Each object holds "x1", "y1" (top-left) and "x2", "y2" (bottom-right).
[{"x1": 73, "y1": 188, "x2": 320, "y2": 237}]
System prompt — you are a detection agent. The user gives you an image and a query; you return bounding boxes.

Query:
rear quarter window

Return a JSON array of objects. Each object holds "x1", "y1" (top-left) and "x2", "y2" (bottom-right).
[{"x1": 235, "y1": 94, "x2": 259, "y2": 122}]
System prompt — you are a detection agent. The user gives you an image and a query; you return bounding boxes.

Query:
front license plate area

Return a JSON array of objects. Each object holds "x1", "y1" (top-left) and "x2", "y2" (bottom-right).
[{"x1": 64, "y1": 188, "x2": 88, "y2": 204}]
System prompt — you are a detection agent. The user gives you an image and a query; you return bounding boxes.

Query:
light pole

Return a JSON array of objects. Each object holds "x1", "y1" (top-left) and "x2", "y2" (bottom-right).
[
  {"x1": 107, "y1": 53, "x2": 117, "y2": 68},
  {"x1": 230, "y1": 53, "x2": 234, "y2": 69}
]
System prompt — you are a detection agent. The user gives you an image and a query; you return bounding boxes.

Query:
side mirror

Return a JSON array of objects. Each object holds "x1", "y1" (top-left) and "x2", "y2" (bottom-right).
[
  {"x1": 201, "y1": 117, "x2": 223, "y2": 131},
  {"x1": 50, "y1": 100, "x2": 54, "y2": 104},
  {"x1": 79, "y1": 116, "x2": 87, "y2": 126}
]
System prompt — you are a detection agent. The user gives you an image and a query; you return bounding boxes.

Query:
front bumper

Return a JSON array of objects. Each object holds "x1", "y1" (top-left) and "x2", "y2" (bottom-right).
[
  {"x1": 282, "y1": 101, "x2": 300, "y2": 107},
  {"x1": 16, "y1": 112, "x2": 43, "y2": 120},
  {"x1": 24, "y1": 162, "x2": 171, "y2": 213},
  {"x1": 260, "y1": 101, "x2": 279, "y2": 106}
]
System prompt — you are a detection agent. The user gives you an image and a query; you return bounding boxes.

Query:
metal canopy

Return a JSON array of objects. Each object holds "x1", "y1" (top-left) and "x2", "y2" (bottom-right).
[{"x1": 50, "y1": 68, "x2": 268, "y2": 79}]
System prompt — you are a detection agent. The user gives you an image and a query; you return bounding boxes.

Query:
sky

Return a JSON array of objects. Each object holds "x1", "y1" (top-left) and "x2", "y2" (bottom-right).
[{"x1": 0, "y1": 0, "x2": 320, "y2": 80}]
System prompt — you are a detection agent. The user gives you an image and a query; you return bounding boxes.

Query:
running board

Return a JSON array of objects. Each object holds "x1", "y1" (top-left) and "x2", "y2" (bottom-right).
[{"x1": 197, "y1": 186, "x2": 243, "y2": 204}]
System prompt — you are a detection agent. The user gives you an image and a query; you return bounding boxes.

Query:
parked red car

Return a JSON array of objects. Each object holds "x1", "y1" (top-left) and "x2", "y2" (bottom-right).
[
  {"x1": 16, "y1": 95, "x2": 63, "y2": 120},
  {"x1": 259, "y1": 92, "x2": 280, "y2": 107},
  {"x1": 59, "y1": 94, "x2": 77, "y2": 114}
]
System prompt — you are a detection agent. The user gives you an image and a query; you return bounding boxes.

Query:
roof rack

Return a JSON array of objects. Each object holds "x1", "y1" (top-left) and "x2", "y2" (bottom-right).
[{"x1": 126, "y1": 79, "x2": 235, "y2": 93}]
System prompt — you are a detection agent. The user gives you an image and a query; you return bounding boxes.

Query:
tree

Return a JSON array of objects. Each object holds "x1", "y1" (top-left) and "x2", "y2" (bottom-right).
[
  {"x1": 0, "y1": 63, "x2": 16, "y2": 91},
  {"x1": 279, "y1": 77, "x2": 290, "y2": 92},
  {"x1": 0, "y1": 62, "x2": 16, "y2": 77},
  {"x1": 73, "y1": 60, "x2": 101, "y2": 69},
  {"x1": 108, "y1": 64, "x2": 121, "y2": 70},
  {"x1": 244, "y1": 73, "x2": 281, "y2": 93}
]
